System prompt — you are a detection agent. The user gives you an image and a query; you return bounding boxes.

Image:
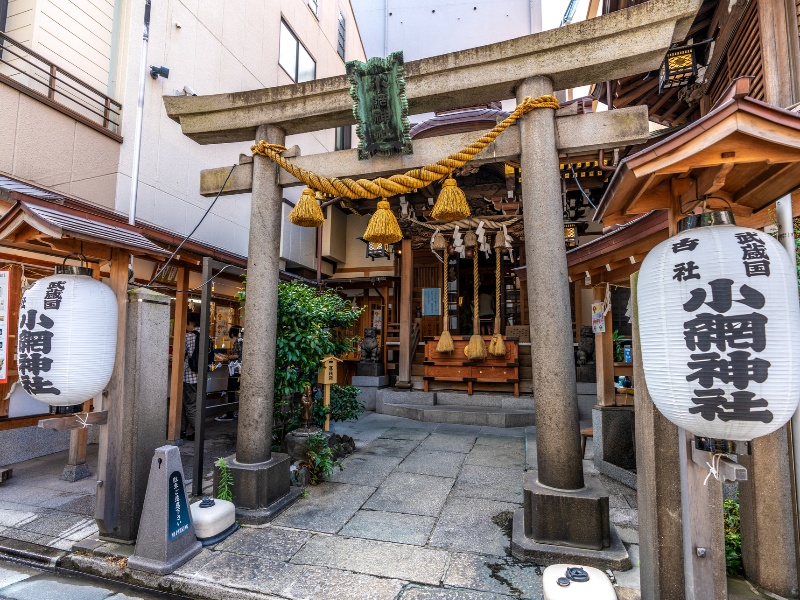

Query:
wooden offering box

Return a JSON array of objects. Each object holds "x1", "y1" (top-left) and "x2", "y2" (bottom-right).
[{"x1": 423, "y1": 337, "x2": 520, "y2": 396}]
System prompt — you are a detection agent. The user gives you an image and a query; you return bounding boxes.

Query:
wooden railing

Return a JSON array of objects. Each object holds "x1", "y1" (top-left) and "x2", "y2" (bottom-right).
[{"x1": 0, "y1": 31, "x2": 122, "y2": 140}]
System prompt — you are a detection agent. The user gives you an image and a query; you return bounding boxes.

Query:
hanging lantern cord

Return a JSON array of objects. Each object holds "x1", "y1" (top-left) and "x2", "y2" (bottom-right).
[
  {"x1": 436, "y1": 251, "x2": 454, "y2": 353},
  {"x1": 465, "y1": 249, "x2": 488, "y2": 360},
  {"x1": 488, "y1": 241, "x2": 506, "y2": 357}
]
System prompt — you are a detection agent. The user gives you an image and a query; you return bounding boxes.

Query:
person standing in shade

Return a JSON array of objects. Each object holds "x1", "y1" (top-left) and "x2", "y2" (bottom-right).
[
  {"x1": 181, "y1": 312, "x2": 201, "y2": 441},
  {"x1": 215, "y1": 326, "x2": 242, "y2": 422}
]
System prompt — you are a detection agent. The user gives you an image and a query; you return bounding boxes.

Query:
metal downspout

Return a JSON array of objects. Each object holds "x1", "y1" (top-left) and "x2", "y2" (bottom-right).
[{"x1": 128, "y1": 0, "x2": 151, "y2": 226}]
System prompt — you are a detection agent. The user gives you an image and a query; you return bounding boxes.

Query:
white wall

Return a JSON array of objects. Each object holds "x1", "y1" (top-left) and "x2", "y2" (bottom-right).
[
  {"x1": 350, "y1": 0, "x2": 542, "y2": 61},
  {"x1": 112, "y1": 0, "x2": 366, "y2": 260}
]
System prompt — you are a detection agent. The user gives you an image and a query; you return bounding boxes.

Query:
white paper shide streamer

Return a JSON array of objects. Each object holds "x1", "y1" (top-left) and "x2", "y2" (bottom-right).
[
  {"x1": 638, "y1": 224, "x2": 800, "y2": 441},
  {"x1": 17, "y1": 274, "x2": 118, "y2": 406}
]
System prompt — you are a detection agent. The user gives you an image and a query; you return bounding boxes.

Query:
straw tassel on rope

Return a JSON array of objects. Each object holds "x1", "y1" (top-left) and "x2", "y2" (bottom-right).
[
  {"x1": 488, "y1": 233, "x2": 506, "y2": 357},
  {"x1": 288, "y1": 187, "x2": 324, "y2": 228},
  {"x1": 465, "y1": 249, "x2": 487, "y2": 361},
  {"x1": 437, "y1": 251, "x2": 454, "y2": 353},
  {"x1": 431, "y1": 176, "x2": 470, "y2": 222},
  {"x1": 364, "y1": 199, "x2": 403, "y2": 244}
]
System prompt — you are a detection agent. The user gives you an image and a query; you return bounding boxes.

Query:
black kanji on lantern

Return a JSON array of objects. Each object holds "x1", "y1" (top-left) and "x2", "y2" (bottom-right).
[
  {"x1": 684, "y1": 312, "x2": 768, "y2": 352},
  {"x1": 674, "y1": 261, "x2": 701, "y2": 281},
  {"x1": 672, "y1": 238, "x2": 700, "y2": 253},
  {"x1": 683, "y1": 279, "x2": 765, "y2": 313},
  {"x1": 686, "y1": 350, "x2": 770, "y2": 390},
  {"x1": 735, "y1": 231, "x2": 770, "y2": 277},
  {"x1": 689, "y1": 389, "x2": 773, "y2": 423},
  {"x1": 17, "y1": 308, "x2": 59, "y2": 396},
  {"x1": 43, "y1": 280, "x2": 66, "y2": 310}
]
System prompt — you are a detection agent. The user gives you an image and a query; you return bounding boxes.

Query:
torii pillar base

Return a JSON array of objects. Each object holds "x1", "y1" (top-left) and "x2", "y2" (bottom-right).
[
  {"x1": 218, "y1": 454, "x2": 302, "y2": 525},
  {"x1": 511, "y1": 473, "x2": 630, "y2": 570}
]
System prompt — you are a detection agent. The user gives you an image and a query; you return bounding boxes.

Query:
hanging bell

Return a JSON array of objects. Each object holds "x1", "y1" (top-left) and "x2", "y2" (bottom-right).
[
  {"x1": 464, "y1": 230, "x2": 478, "y2": 248},
  {"x1": 493, "y1": 230, "x2": 506, "y2": 249},
  {"x1": 431, "y1": 231, "x2": 447, "y2": 251}
]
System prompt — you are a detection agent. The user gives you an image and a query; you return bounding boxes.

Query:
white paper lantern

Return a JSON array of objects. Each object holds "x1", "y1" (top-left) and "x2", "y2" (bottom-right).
[
  {"x1": 638, "y1": 218, "x2": 800, "y2": 441},
  {"x1": 17, "y1": 271, "x2": 118, "y2": 407}
]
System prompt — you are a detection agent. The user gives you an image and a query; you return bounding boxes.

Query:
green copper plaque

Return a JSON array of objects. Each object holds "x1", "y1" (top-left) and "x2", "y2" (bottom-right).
[{"x1": 346, "y1": 51, "x2": 412, "y2": 160}]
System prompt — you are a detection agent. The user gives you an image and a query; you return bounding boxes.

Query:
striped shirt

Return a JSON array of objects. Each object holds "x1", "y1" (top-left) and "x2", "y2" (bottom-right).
[{"x1": 183, "y1": 331, "x2": 198, "y2": 384}]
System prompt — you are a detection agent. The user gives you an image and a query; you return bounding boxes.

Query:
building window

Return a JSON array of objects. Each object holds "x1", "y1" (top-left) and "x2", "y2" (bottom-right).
[
  {"x1": 0, "y1": 0, "x2": 8, "y2": 33},
  {"x1": 335, "y1": 125, "x2": 351, "y2": 151},
  {"x1": 279, "y1": 20, "x2": 316, "y2": 83},
  {"x1": 337, "y1": 11, "x2": 346, "y2": 60},
  {"x1": 308, "y1": 0, "x2": 318, "y2": 17}
]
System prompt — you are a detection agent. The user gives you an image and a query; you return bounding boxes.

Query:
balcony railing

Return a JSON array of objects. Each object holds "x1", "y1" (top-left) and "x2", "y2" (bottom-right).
[{"x1": 0, "y1": 31, "x2": 122, "y2": 141}]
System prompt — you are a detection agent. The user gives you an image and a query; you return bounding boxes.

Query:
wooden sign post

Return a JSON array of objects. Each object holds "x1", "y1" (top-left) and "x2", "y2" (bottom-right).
[{"x1": 318, "y1": 355, "x2": 341, "y2": 432}]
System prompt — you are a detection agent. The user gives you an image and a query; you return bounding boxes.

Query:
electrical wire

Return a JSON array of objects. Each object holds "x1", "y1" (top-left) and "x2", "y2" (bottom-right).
[
  {"x1": 564, "y1": 154, "x2": 598, "y2": 212},
  {"x1": 146, "y1": 163, "x2": 238, "y2": 287}
]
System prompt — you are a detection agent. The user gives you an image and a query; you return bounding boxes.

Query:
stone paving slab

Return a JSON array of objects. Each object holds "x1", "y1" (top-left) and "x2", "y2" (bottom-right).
[
  {"x1": 417, "y1": 433, "x2": 477, "y2": 454},
  {"x1": 363, "y1": 471, "x2": 455, "y2": 517},
  {"x1": 473, "y1": 435, "x2": 526, "y2": 450},
  {"x1": 428, "y1": 497, "x2": 520, "y2": 556},
  {"x1": 329, "y1": 455, "x2": 403, "y2": 486},
  {"x1": 0, "y1": 562, "x2": 39, "y2": 588},
  {"x1": 339, "y1": 509, "x2": 437, "y2": 546},
  {"x1": 399, "y1": 586, "x2": 509, "y2": 599},
  {"x1": 395, "y1": 449, "x2": 467, "y2": 479},
  {"x1": 285, "y1": 565, "x2": 405, "y2": 600},
  {"x1": 452, "y1": 464, "x2": 524, "y2": 504},
  {"x1": 444, "y1": 552, "x2": 545, "y2": 598},
  {"x1": 182, "y1": 551, "x2": 301, "y2": 595},
  {"x1": 465, "y1": 444, "x2": 525, "y2": 468},
  {"x1": 272, "y1": 481, "x2": 376, "y2": 533},
  {"x1": 290, "y1": 534, "x2": 450, "y2": 585},
  {"x1": 379, "y1": 427, "x2": 433, "y2": 441},
  {"x1": 358, "y1": 438, "x2": 423, "y2": 459},
  {"x1": 213, "y1": 525, "x2": 312, "y2": 561}
]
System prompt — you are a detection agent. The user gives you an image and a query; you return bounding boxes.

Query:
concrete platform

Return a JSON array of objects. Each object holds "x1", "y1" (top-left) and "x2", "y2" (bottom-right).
[{"x1": 381, "y1": 403, "x2": 536, "y2": 428}]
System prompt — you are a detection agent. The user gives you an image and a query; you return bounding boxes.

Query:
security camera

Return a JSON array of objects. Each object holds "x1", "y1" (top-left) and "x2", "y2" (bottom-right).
[
  {"x1": 150, "y1": 65, "x2": 169, "y2": 79},
  {"x1": 183, "y1": 85, "x2": 197, "y2": 96}
]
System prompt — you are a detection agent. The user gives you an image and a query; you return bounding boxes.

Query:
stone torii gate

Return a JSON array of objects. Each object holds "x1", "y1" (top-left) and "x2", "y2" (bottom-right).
[{"x1": 164, "y1": 0, "x2": 701, "y2": 563}]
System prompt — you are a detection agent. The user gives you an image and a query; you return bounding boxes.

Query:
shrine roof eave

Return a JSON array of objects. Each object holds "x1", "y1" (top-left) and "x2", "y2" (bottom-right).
[
  {"x1": 163, "y1": 0, "x2": 701, "y2": 144},
  {"x1": 566, "y1": 210, "x2": 669, "y2": 281},
  {"x1": 595, "y1": 79, "x2": 800, "y2": 223}
]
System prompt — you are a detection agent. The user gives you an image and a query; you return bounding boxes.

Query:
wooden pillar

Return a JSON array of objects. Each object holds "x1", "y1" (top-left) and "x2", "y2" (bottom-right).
[
  {"x1": 594, "y1": 285, "x2": 615, "y2": 406},
  {"x1": 758, "y1": 0, "x2": 799, "y2": 107},
  {"x1": 573, "y1": 282, "x2": 583, "y2": 344},
  {"x1": 95, "y1": 248, "x2": 130, "y2": 535},
  {"x1": 167, "y1": 266, "x2": 189, "y2": 442},
  {"x1": 381, "y1": 284, "x2": 388, "y2": 375},
  {"x1": 632, "y1": 272, "x2": 686, "y2": 600},
  {"x1": 63, "y1": 263, "x2": 101, "y2": 481},
  {"x1": 397, "y1": 238, "x2": 413, "y2": 388},
  {"x1": 0, "y1": 265, "x2": 22, "y2": 417},
  {"x1": 678, "y1": 428, "x2": 727, "y2": 600}
]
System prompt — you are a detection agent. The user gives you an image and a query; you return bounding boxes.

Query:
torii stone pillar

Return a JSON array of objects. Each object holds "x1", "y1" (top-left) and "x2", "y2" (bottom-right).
[
  {"x1": 219, "y1": 124, "x2": 297, "y2": 523},
  {"x1": 510, "y1": 76, "x2": 629, "y2": 569}
]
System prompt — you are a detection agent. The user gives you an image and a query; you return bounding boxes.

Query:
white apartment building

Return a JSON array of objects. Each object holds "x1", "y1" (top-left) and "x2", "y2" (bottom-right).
[{"x1": 0, "y1": 0, "x2": 365, "y2": 266}]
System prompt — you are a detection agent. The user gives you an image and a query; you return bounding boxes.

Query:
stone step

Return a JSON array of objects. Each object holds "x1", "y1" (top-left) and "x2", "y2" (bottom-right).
[
  {"x1": 380, "y1": 403, "x2": 535, "y2": 428},
  {"x1": 436, "y1": 391, "x2": 533, "y2": 411}
]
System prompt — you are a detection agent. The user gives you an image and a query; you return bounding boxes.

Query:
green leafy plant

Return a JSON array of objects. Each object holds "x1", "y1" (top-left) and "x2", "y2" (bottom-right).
[
  {"x1": 271, "y1": 282, "x2": 362, "y2": 444},
  {"x1": 301, "y1": 432, "x2": 343, "y2": 485},
  {"x1": 612, "y1": 329, "x2": 624, "y2": 363},
  {"x1": 313, "y1": 384, "x2": 365, "y2": 427},
  {"x1": 215, "y1": 457, "x2": 234, "y2": 502},
  {"x1": 724, "y1": 498, "x2": 743, "y2": 576}
]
